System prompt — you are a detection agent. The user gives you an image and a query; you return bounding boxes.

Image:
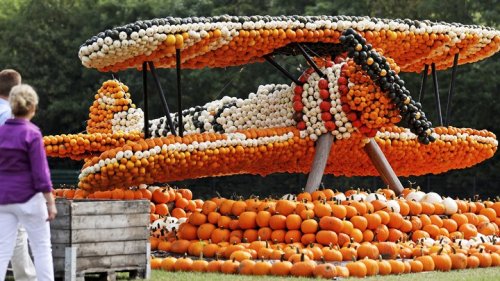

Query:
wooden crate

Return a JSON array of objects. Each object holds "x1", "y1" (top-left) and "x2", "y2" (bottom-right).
[{"x1": 50, "y1": 199, "x2": 151, "y2": 280}]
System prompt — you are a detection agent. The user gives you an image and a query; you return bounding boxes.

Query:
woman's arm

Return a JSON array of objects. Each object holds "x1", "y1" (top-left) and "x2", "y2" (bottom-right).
[
  {"x1": 28, "y1": 131, "x2": 53, "y2": 193},
  {"x1": 29, "y1": 130, "x2": 57, "y2": 220}
]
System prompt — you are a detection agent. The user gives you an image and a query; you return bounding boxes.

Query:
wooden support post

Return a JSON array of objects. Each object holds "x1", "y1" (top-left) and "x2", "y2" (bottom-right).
[
  {"x1": 145, "y1": 242, "x2": 151, "y2": 280},
  {"x1": 64, "y1": 246, "x2": 77, "y2": 281},
  {"x1": 363, "y1": 138, "x2": 403, "y2": 195},
  {"x1": 305, "y1": 134, "x2": 334, "y2": 193}
]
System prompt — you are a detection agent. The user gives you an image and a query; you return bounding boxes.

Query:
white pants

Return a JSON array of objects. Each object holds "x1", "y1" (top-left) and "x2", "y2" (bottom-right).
[
  {"x1": 0, "y1": 193, "x2": 54, "y2": 281},
  {"x1": 11, "y1": 227, "x2": 37, "y2": 281}
]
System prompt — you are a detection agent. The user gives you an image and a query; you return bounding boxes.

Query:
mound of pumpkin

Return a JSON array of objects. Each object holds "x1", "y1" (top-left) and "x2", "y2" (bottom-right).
[
  {"x1": 53, "y1": 185, "x2": 500, "y2": 277},
  {"x1": 54, "y1": 184, "x2": 197, "y2": 224},
  {"x1": 148, "y1": 187, "x2": 500, "y2": 278}
]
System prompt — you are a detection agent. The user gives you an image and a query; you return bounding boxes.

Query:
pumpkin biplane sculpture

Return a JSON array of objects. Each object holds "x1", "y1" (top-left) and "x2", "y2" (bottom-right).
[{"x1": 43, "y1": 15, "x2": 499, "y2": 194}]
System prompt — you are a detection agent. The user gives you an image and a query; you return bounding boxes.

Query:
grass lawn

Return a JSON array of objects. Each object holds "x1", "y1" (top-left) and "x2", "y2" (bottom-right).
[
  {"x1": 144, "y1": 267, "x2": 500, "y2": 281},
  {"x1": 8, "y1": 267, "x2": 499, "y2": 280}
]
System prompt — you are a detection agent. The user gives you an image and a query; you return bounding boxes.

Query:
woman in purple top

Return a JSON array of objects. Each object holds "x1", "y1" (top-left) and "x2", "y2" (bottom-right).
[{"x1": 0, "y1": 84, "x2": 57, "y2": 281}]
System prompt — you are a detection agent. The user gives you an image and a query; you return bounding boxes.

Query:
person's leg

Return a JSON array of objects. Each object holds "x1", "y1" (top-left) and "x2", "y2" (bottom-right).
[
  {"x1": 11, "y1": 226, "x2": 37, "y2": 281},
  {"x1": 0, "y1": 206, "x2": 19, "y2": 281},
  {"x1": 18, "y1": 193, "x2": 54, "y2": 281}
]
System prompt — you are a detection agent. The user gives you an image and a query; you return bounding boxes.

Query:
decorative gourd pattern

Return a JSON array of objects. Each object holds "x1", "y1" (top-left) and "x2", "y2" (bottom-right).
[{"x1": 78, "y1": 15, "x2": 500, "y2": 73}]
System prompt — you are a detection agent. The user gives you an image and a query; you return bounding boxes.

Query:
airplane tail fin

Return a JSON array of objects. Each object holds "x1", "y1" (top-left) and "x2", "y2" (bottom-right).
[{"x1": 86, "y1": 80, "x2": 144, "y2": 134}]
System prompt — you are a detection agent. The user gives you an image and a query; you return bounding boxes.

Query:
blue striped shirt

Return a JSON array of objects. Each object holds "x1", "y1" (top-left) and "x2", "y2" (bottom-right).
[{"x1": 0, "y1": 98, "x2": 11, "y2": 125}]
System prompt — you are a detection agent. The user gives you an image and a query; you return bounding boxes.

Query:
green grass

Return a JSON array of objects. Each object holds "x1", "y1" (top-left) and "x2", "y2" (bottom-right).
[
  {"x1": 8, "y1": 267, "x2": 498, "y2": 280},
  {"x1": 143, "y1": 267, "x2": 500, "y2": 281}
]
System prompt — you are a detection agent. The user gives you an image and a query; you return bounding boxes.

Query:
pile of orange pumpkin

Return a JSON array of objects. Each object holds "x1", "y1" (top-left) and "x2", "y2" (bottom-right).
[
  {"x1": 54, "y1": 186, "x2": 149, "y2": 200},
  {"x1": 147, "y1": 186, "x2": 500, "y2": 278},
  {"x1": 147, "y1": 185, "x2": 203, "y2": 222},
  {"x1": 53, "y1": 184, "x2": 201, "y2": 228},
  {"x1": 52, "y1": 183, "x2": 500, "y2": 278},
  {"x1": 78, "y1": 16, "x2": 500, "y2": 73}
]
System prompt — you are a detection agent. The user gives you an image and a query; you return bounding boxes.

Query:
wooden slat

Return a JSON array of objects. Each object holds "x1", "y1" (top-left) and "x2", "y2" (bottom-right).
[
  {"x1": 54, "y1": 266, "x2": 146, "y2": 278},
  {"x1": 51, "y1": 226, "x2": 148, "y2": 244},
  {"x1": 50, "y1": 215, "x2": 70, "y2": 230},
  {"x1": 54, "y1": 200, "x2": 71, "y2": 217},
  {"x1": 64, "y1": 246, "x2": 76, "y2": 281},
  {"x1": 53, "y1": 254, "x2": 147, "y2": 273},
  {"x1": 50, "y1": 213, "x2": 149, "y2": 230},
  {"x1": 50, "y1": 199, "x2": 149, "y2": 277},
  {"x1": 51, "y1": 230, "x2": 69, "y2": 246},
  {"x1": 71, "y1": 200, "x2": 149, "y2": 215},
  {"x1": 52, "y1": 240, "x2": 147, "y2": 258},
  {"x1": 54, "y1": 199, "x2": 149, "y2": 216}
]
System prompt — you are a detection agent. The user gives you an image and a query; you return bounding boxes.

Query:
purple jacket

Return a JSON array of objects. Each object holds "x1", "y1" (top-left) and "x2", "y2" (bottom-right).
[{"x1": 0, "y1": 118, "x2": 53, "y2": 204}]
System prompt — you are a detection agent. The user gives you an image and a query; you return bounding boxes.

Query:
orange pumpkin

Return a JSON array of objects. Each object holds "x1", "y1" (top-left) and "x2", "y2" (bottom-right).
[
  {"x1": 150, "y1": 257, "x2": 163, "y2": 270},
  {"x1": 290, "y1": 259, "x2": 316, "y2": 277},
  {"x1": 238, "y1": 259, "x2": 255, "y2": 275},
  {"x1": 252, "y1": 260, "x2": 272, "y2": 276},
  {"x1": 238, "y1": 211, "x2": 257, "y2": 229},
  {"x1": 346, "y1": 261, "x2": 367, "y2": 278},
  {"x1": 191, "y1": 257, "x2": 208, "y2": 272},
  {"x1": 313, "y1": 263, "x2": 337, "y2": 278},
  {"x1": 431, "y1": 252, "x2": 452, "y2": 272},
  {"x1": 160, "y1": 256, "x2": 177, "y2": 271},
  {"x1": 174, "y1": 255, "x2": 193, "y2": 272},
  {"x1": 360, "y1": 257, "x2": 379, "y2": 276},
  {"x1": 357, "y1": 243, "x2": 380, "y2": 260},
  {"x1": 220, "y1": 259, "x2": 240, "y2": 274},
  {"x1": 270, "y1": 259, "x2": 292, "y2": 276},
  {"x1": 416, "y1": 255, "x2": 435, "y2": 271},
  {"x1": 275, "y1": 200, "x2": 297, "y2": 216},
  {"x1": 450, "y1": 251, "x2": 467, "y2": 270}
]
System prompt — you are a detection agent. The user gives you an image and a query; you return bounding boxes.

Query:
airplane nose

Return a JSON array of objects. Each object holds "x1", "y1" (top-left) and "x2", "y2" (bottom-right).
[
  {"x1": 291, "y1": 60, "x2": 355, "y2": 142},
  {"x1": 290, "y1": 54, "x2": 405, "y2": 141}
]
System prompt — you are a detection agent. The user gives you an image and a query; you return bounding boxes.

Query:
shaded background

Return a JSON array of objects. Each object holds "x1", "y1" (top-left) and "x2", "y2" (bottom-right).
[{"x1": 0, "y1": 0, "x2": 498, "y2": 199}]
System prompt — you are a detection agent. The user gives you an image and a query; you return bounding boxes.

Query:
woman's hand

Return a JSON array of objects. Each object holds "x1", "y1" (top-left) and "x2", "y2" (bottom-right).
[
  {"x1": 47, "y1": 203, "x2": 57, "y2": 221},
  {"x1": 43, "y1": 191, "x2": 57, "y2": 221}
]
